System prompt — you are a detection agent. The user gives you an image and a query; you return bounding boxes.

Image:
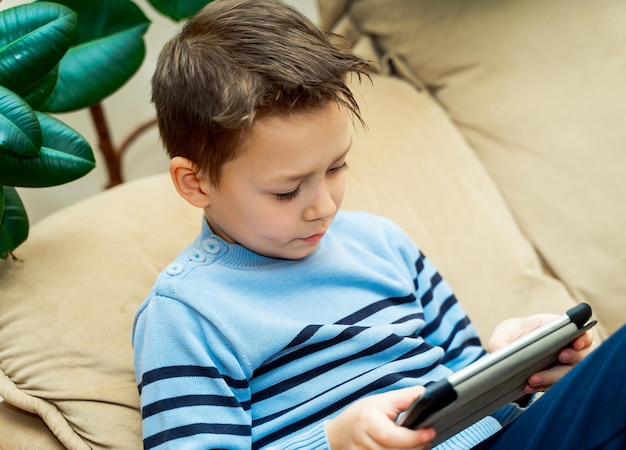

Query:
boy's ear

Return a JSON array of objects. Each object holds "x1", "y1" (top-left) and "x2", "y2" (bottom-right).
[{"x1": 169, "y1": 156, "x2": 211, "y2": 208}]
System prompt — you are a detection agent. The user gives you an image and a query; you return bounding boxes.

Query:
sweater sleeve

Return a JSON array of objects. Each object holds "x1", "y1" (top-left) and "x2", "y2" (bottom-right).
[
  {"x1": 133, "y1": 294, "x2": 336, "y2": 450},
  {"x1": 379, "y1": 217, "x2": 485, "y2": 372},
  {"x1": 415, "y1": 251, "x2": 486, "y2": 371},
  {"x1": 133, "y1": 295, "x2": 254, "y2": 449}
]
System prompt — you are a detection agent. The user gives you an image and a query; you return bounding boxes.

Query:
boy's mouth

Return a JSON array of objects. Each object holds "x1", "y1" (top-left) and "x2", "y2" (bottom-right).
[{"x1": 302, "y1": 232, "x2": 325, "y2": 244}]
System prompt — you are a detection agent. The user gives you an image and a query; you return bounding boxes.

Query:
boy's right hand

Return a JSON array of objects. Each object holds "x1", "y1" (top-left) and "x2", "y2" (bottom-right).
[{"x1": 325, "y1": 386, "x2": 436, "y2": 449}]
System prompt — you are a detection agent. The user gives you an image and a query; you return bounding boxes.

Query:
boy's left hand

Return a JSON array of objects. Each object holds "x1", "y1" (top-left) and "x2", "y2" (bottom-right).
[{"x1": 486, "y1": 313, "x2": 597, "y2": 394}]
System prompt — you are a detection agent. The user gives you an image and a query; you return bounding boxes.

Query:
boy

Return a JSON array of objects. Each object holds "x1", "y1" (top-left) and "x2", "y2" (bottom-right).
[{"x1": 134, "y1": 1, "x2": 624, "y2": 448}]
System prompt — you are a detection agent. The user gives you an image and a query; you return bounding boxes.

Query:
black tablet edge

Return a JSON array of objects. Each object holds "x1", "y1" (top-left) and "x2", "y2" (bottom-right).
[
  {"x1": 567, "y1": 302, "x2": 593, "y2": 328},
  {"x1": 397, "y1": 379, "x2": 457, "y2": 429}
]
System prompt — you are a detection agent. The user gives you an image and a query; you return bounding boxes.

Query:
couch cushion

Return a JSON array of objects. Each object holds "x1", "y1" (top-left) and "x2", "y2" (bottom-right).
[
  {"x1": 347, "y1": 0, "x2": 626, "y2": 334},
  {"x1": 0, "y1": 174, "x2": 200, "y2": 449},
  {"x1": 0, "y1": 402, "x2": 66, "y2": 449}
]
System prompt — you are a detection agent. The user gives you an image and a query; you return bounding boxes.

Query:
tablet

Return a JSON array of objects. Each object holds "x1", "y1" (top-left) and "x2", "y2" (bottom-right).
[{"x1": 397, "y1": 303, "x2": 596, "y2": 445}]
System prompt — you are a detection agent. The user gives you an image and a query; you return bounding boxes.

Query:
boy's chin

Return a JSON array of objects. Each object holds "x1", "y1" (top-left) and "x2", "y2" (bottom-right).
[{"x1": 261, "y1": 243, "x2": 320, "y2": 261}]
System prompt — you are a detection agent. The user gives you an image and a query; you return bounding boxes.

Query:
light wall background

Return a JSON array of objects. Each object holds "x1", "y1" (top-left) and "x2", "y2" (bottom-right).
[{"x1": 0, "y1": 0, "x2": 319, "y2": 224}]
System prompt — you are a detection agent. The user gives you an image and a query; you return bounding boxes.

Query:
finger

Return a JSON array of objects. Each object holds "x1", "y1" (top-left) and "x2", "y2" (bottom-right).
[
  {"x1": 558, "y1": 346, "x2": 590, "y2": 365},
  {"x1": 412, "y1": 428, "x2": 436, "y2": 449},
  {"x1": 367, "y1": 416, "x2": 435, "y2": 449},
  {"x1": 527, "y1": 364, "x2": 573, "y2": 392},
  {"x1": 372, "y1": 426, "x2": 435, "y2": 449},
  {"x1": 559, "y1": 334, "x2": 596, "y2": 365},
  {"x1": 486, "y1": 319, "x2": 521, "y2": 352},
  {"x1": 571, "y1": 330, "x2": 594, "y2": 351},
  {"x1": 358, "y1": 387, "x2": 433, "y2": 449},
  {"x1": 487, "y1": 314, "x2": 559, "y2": 353},
  {"x1": 388, "y1": 385, "x2": 427, "y2": 418}
]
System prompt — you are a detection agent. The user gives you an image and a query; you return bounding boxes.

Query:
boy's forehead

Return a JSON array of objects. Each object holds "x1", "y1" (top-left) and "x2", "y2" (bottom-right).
[{"x1": 233, "y1": 104, "x2": 352, "y2": 163}]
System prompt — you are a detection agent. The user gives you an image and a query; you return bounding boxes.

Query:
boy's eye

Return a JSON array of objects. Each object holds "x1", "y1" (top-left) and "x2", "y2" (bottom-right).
[
  {"x1": 275, "y1": 186, "x2": 300, "y2": 201},
  {"x1": 273, "y1": 162, "x2": 347, "y2": 201},
  {"x1": 328, "y1": 161, "x2": 349, "y2": 174}
]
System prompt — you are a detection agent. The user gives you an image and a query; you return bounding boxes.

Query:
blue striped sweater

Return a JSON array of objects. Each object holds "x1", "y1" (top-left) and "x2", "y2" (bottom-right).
[{"x1": 133, "y1": 211, "x2": 519, "y2": 449}]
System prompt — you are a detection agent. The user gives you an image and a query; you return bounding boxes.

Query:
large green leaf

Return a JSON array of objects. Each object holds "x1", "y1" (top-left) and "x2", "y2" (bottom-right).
[
  {"x1": 0, "y1": 185, "x2": 29, "y2": 258},
  {"x1": 0, "y1": 111, "x2": 94, "y2": 187},
  {"x1": 21, "y1": 65, "x2": 61, "y2": 110},
  {"x1": 147, "y1": 0, "x2": 213, "y2": 21},
  {"x1": 0, "y1": 3, "x2": 77, "y2": 101},
  {"x1": 0, "y1": 86, "x2": 42, "y2": 158},
  {"x1": 38, "y1": 0, "x2": 150, "y2": 112}
]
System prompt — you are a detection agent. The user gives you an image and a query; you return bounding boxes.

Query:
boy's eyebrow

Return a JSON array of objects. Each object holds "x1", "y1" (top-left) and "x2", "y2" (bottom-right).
[{"x1": 271, "y1": 140, "x2": 352, "y2": 184}]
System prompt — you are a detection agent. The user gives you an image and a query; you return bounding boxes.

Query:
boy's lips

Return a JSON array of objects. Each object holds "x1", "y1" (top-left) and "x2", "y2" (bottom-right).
[{"x1": 302, "y1": 232, "x2": 325, "y2": 243}]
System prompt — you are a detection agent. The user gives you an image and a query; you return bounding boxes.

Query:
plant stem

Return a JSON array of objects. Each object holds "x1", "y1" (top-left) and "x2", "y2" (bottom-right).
[
  {"x1": 89, "y1": 104, "x2": 158, "y2": 189},
  {"x1": 119, "y1": 117, "x2": 158, "y2": 157},
  {"x1": 90, "y1": 103, "x2": 122, "y2": 188}
]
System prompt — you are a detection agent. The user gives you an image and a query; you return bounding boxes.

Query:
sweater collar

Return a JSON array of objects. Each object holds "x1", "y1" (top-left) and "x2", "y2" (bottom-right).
[{"x1": 196, "y1": 217, "x2": 317, "y2": 269}]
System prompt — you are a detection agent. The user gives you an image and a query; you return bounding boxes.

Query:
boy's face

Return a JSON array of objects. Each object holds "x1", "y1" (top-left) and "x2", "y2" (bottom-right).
[{"x1": 202, "y1": 102, "x2": 352, "y2": 260}]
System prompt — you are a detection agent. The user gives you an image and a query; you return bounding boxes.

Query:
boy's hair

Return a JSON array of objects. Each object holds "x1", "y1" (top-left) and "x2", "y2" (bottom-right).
[{"x1": 151, "y1": 0, "x2": 372, "y2": 185}]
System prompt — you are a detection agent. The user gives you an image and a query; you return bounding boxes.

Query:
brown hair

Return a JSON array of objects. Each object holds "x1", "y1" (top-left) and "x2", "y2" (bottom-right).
[{"x1": 151, "y1": 0, "x2": 372, "y2": 185}]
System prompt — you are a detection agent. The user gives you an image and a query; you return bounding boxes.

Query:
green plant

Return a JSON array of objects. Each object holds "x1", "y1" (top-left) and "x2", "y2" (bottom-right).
[{"x1": 0, "y1": 0, "x2": 212, "y2": 259}]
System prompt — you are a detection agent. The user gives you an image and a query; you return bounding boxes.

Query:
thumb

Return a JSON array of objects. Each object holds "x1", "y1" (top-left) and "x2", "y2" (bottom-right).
[
  {"x1": 487, "y1": 314, "x2": 558, "y2": 353},
  {"x1": 486, "y1": 318, "x2": 524, "y2": 353},
  {"x1": 389, "y1": 385, "x2": 426, "y2": 416}
]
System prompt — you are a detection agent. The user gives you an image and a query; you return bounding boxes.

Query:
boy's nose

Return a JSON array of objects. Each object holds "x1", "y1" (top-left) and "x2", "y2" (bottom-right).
[{"x1": 304, "y1": 185, "x2": 337, "y2": 221}]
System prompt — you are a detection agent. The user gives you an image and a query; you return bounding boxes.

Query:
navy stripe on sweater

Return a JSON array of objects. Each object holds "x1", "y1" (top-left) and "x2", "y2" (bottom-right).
[
  {"x1": 139, "y1": 365, "x2": 247, "y2": 394},
  {"x1": 145, "y1": 423, "x2": 249, "y2": 450},
  {"x1": 254, "y1": 293, "x2": 417, "y2": 379},
  {"x1": 142, "y1": 394, "x2": 246, "y2": 419},
  {"x1": 336, "y1": 294, "x2": 417, "y2": 325},
  {"x1": 253, "y1": 332, "x2": 406, "y2": 402}
]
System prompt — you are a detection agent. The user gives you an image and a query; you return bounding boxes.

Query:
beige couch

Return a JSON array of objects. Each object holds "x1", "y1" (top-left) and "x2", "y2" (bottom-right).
[{"x1": 1, "y1": 0, "x2": 625, "y2": 448}]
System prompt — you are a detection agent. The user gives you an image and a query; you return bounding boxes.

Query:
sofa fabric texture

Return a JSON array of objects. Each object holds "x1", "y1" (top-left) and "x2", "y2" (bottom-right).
[
  {"x1": 343, "y1": 0, "x2": 626, "y2": 335},
  {"x1": 1, "y1": 0, "x2": 625, "y2": 447},
  {"x1": 0, "y1": 175, "x2": 199, "y2": 449}
]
